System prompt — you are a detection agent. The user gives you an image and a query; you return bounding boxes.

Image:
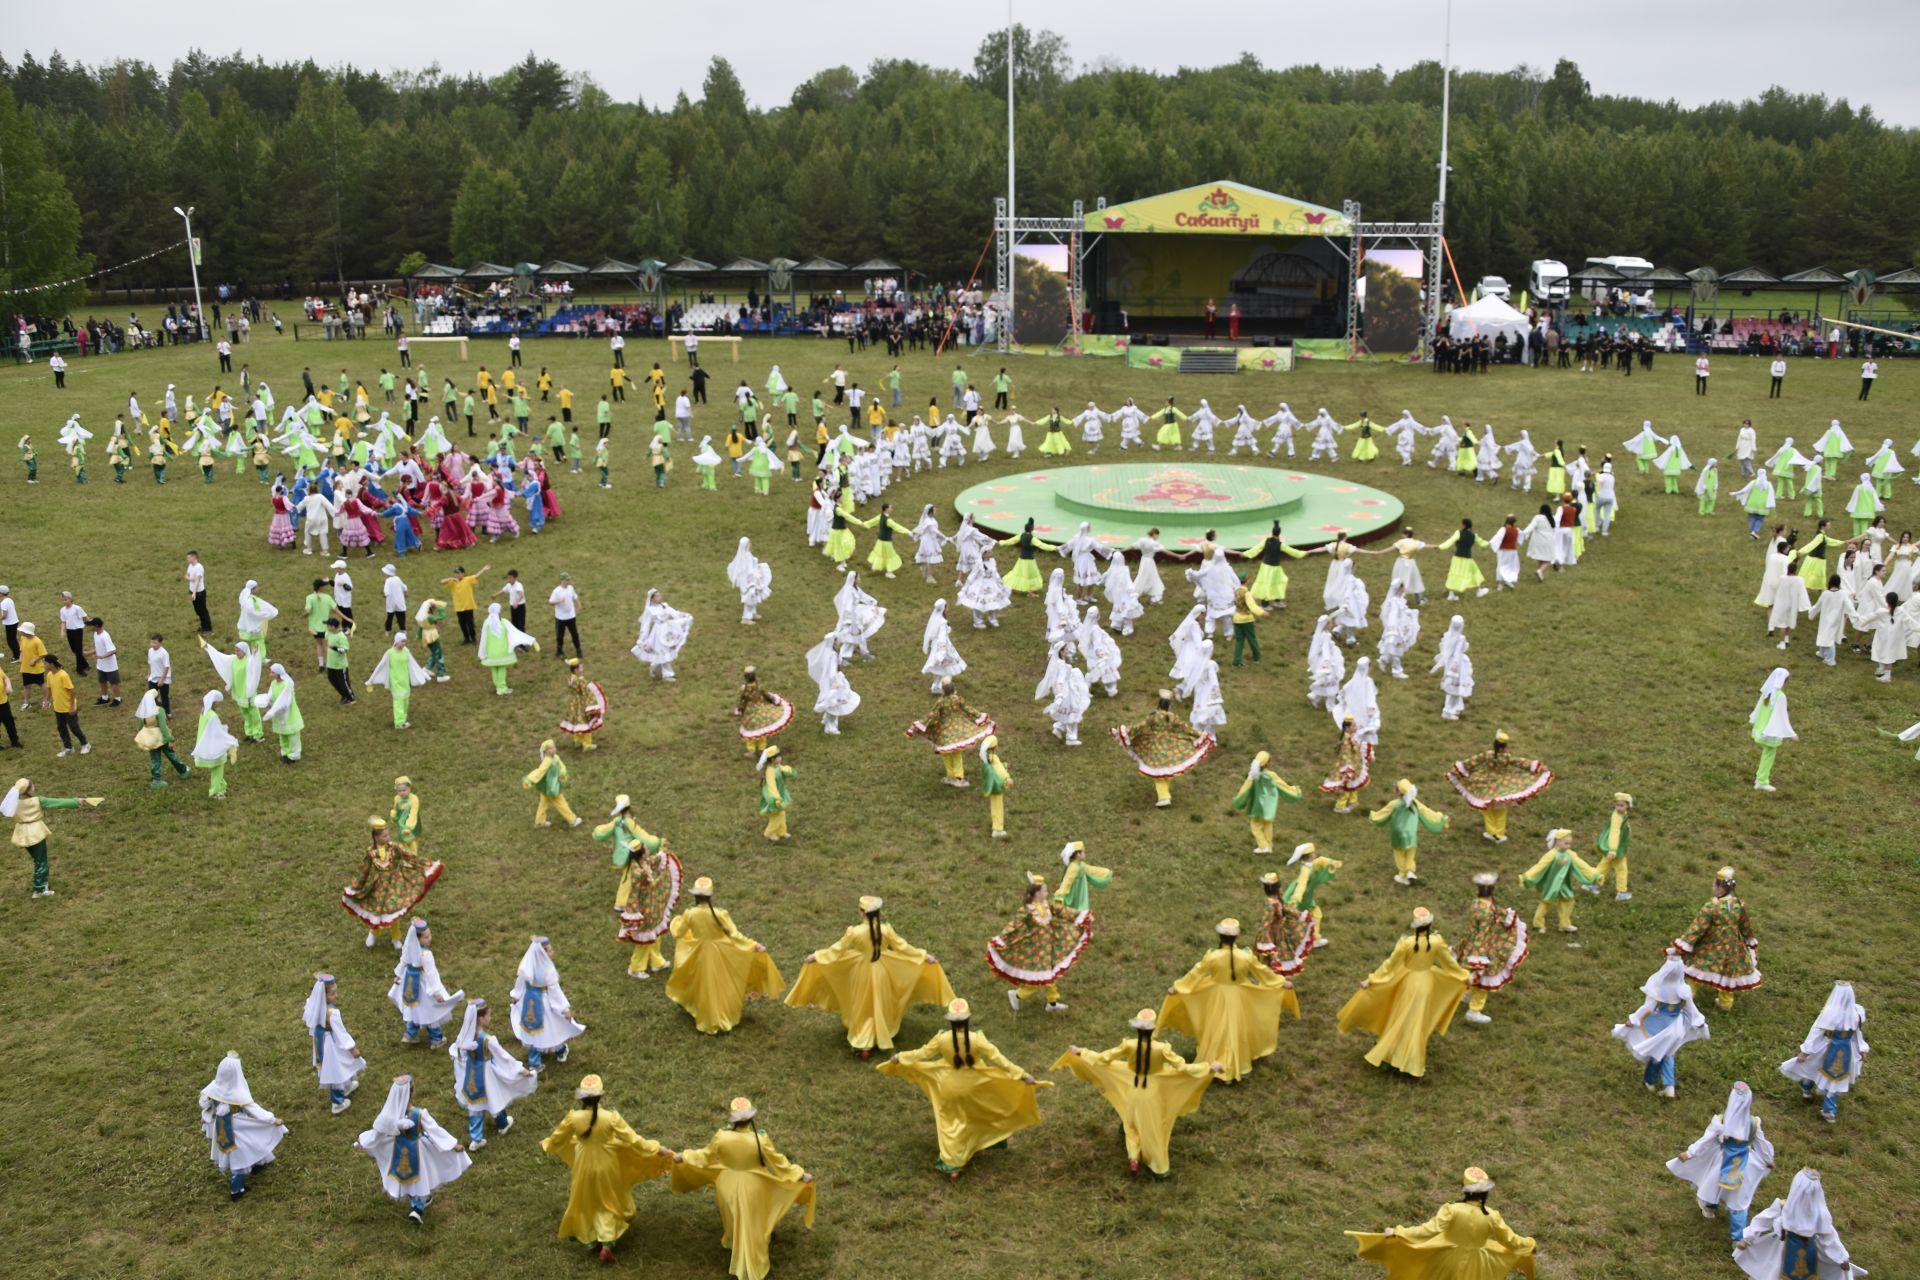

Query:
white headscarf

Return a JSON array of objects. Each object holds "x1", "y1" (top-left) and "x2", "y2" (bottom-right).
[
  {"x1": 1640, "y1": 955, "x2": 1693, "y2": 1004},
  {"x1": 516, "y1": 936, "x2": 559, "y2": 990},
  {"x1": 397, "y1": 918, "x2": 428, "y2": 969},
  {"x1": 133, "y1": 689, "x2": 161, "y2": 720},
  {"x1": 922, "y1": 598, "x2": 950, "y2": 652},
  {"x1": 1749, "y1": 667, "x2": 1792, "y2": 738},
  {"x1": 1779, "y1": 1168, "x2": 1833, "y2": 1237},
  {"x1": 199, "y1": 1051, "x2": 254, "y2": 1113},
  {"x1": 726, "y1": 537, "x2": 760, "y2": 589},
  {"x1": 302, "y1": 975, "x2": 334, "y2": 1031},
  {"x1": 450, "y1": 998, "x2": 488, "y2": 1052},
  {"x1": 1335, "y1": 657, "x2": 1379, "y2": 731},
  {"x1": 191, "y1": 690, "x2": 240, "y2": 759},
  {"x1": 805, "y1": 631, "x2": 843, "y2": 701},
  {"x1": 692, "y1": 435, "x2": 721, "y2": 466},
  {"x1": 1721, "y1": 1080, "x2": 1755, "y2": 1142},
  {"x1": 1694, "y1": 458, "x2": 1718, "y2": 496},
  {"x1": 1812, "y1": 980, "x2": 1864, "y2": 1033},
  {"x1": 370, "y1": 1076, "x2": 416, "y2": 1135}
]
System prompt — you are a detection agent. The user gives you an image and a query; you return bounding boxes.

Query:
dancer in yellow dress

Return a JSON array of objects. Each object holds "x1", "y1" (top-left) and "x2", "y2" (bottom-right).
[
  {"x1": 665, "y1": 877, "x2": 784, "y2": 1035},
  {"x1": 785, "y1": 895, "x2": 955, "y2": 1058},
  {"x1": 757, "y1": 745, "x2": 795, "y2": 842},
  {"x1": 1231, "y1": 749, "x2": 1302, "y2": 853},
  {"x1": 1053, "y1": 1008, "x2": 1221, "y2": 1177},
  {"x1": 1158, "y1": 918, "x2": 1296, "y2": 1083},
  {"x1": 670, "y1": 1097, "x2": 816, "y2": 1280},
  {"x1": 540, "y1": 1074, "x2": 674, "y2": 1264},
  {"x1": 1346, "y1": 1166, "x2": 1537, "y2": 1279},
  {"x1": 522, "y1": 739, "x2": 583, "y2": 828},
  {"x1": 1336, "y1": 907, "x2": 1472, "y2": 1078},
  {"x1": 878, "y1": 997, "x2": 1050, "y2": 1180},
  {"x1": 1519, "y1": 828, "x2": 1600, "y2": 933}
]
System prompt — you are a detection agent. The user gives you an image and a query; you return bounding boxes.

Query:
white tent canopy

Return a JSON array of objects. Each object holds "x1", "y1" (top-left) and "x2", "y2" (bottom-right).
[{"x1": 1446, "y1": 295, "x2": 1531, "y2": 342}]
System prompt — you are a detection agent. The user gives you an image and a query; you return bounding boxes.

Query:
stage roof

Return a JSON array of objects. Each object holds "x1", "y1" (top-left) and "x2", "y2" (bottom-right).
[{"x1": 1088, "y1": 180, "x2": 1350, "y2": 238}]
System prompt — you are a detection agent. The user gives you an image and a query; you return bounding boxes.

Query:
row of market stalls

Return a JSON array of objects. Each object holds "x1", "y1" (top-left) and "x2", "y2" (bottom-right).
[{"x1": 404, "y1": 256, "x2": 906, "y2": 303}]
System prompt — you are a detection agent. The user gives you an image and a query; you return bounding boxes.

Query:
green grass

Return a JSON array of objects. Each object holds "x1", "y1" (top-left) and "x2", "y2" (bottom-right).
[{"x1": 2, "y1": 320, "x2": 1916, "y2": 1280}]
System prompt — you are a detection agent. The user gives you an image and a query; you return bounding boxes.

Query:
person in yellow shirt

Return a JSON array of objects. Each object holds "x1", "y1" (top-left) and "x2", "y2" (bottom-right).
[
  {"x1": 438, "y1": 564, "x2": 491, "y2": 644},
  {"x1": 483, "y1": 383, "x2": 500, "y2": 421},
  {"x1": 501, "y1": 367, "x2": 517, "y2": 394},
  {"x1": 317, "y1": 385, "x2": 336, "y2": 410},
  {"x1": 536, "y1": 368, "x2": 553, "y2": 401},
  {"x1": 476, "y1": 366, "x2": 494, "y2": 394},
  {"x1": 16, "y1": 620, "x2": 50, "y2": 710},
  {"x1": 0, "y1": 667, "x2": 19, "y2": 747},
  {"x1": 866, "y1": 400, "x2": 886, "y2": 440},
  {"x1": 557, "y1": 384, "x2": 574, "y2": 424},
  {"x1": 43, "y1": 656, "x2": 90, "y2": 755},
  {"x1": 608, "y1": 366, "x2": 627, "y2": 402},
  {"x1": 645, "y1": 362, "x2": 665, "y2": 401}
]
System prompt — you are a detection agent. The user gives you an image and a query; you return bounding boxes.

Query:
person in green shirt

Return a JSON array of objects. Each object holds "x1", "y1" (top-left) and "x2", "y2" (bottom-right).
[
  {"x1": 513, "y1": 392, "x2": 532, "y2": 434},
  {"x1": 1367, "y1": 779, "x2": 1449, "y2": 885},
  {"x1": 323, "y1": 617, "x2": 356, "y2": 705},
  {"x1": 596, "y1": 396, "x2": 613, "y2": 440},
  {"x1": 595, "y1": 437, "x2": 611, "y2": 488},
  {"x1": 304, "y1": 578, "x2": 345, "y2": 671},
  {"x1": 544, "y1": 416, "x2": 566, "y2": 462},
  {"x1": 337, "y1": 368, "x2": 351, "y2": 397},
  {"x1": 1230, "y1": 750, "x2": 1301, "y2": 854},
  {"x1": 992, "y1": 369, "x2": 1011, "y2": 410},
  {"x1": 1053, "y1": 839, "x2": 1111, "y2": 914},
  {"x1": 1519, "y1": 828, "x2": 1600, "y2": 932},
  {"x1": 653, "y1": 410, "x2": 674, "y2": 447},
  {"x1": 1281, "y1": 844, "x2": 1343, "y2": 944},
  {"x1": 1585, "y1": 792, "x2": 1634, "y2": 901},
  {"x1": 887, "y1": 366, "x2": 902, "y2": 408},
  {"x1": 379, "y1": 369, "x2": 397, "y2": 402},
  {"x1": 134, "y1": 688, "x2": 192, "y2": 789},
  {"x1": 781, "y1": 388, "x2": 800, "y2": 425},
  {"x1": 566, "y1": 428, "x2": 583, "y2": 474},
  {"x1": 810, "y1": 394, "x2": 826, "y2": 429},
  {"x1": 950, "y1": 364, "x2": 967, "y2": 411},
  {"x1": 461, "y1": 392, "x2": 477, "y2": 437}
]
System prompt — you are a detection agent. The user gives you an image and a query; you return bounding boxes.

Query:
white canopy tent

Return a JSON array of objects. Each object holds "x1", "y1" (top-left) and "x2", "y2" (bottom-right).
[{"x1": 1446, "y1": 295, "x2": 1531, "y2": 342}]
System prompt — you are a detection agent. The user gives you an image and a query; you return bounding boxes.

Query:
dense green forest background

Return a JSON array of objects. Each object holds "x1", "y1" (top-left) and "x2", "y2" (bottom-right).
[{"x1": 2, "y1": 27, "x2": 1917, "y2": 317}]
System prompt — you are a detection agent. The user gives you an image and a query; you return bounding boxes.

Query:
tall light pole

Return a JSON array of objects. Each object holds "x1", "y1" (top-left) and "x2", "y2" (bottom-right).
[
  {"x1": 1423, "y1": 0, "x2": 1454, "y2": 354},
  {"x1": 173, "y1": 205, "x2": 205, "y2": 342},
  {"x1": 1006, "y1": 2, "x2": 1016, "y2": 229}
]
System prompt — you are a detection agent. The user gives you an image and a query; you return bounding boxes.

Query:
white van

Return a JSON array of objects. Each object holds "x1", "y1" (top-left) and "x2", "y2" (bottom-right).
[{"x1": 1529, "y1": 260, "x2": 1570, "y2": 303}]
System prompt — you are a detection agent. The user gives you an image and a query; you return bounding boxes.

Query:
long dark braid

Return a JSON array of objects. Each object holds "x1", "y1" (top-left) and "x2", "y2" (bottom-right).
[
  {"x1": 582, "y1": 1095, "x2": 601, "y2": 1138},
  {"x1": 753, "y1": 1130, "x2": 767, "y2": 1167},
  {"x1": 1132, "y1": 1030, "x2": 1152, "y2": 1088},
  {"x1": 706, "y1": 898, "x2": 725, "y2": 935},
  {"x1": 1415, "y1": 924, "x2": 1432, "y2": 952},
  {"x1": 867, "y1": 913, "x2": 883, "y2": 962},
  {"x1": 950, "y1": 1022, "x2": 974, "y2": 1068},
  {"x1": 1223, "y1": 936, "x2": 1237, "y2": 981},
  {"x1": 1462, "y1": 1191, "x2": 1489, "y2": 1215}
]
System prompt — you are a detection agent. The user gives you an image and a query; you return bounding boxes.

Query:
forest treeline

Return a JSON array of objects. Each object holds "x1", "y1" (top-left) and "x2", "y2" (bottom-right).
[{"x1": 1, "y1": 29, "x2": 1916, "y2": 317}]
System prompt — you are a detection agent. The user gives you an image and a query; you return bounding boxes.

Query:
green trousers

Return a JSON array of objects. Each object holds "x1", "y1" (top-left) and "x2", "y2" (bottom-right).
[
  {"x1": 241, "y1": 705, "x2": 264, "y2": 740},
  {"x1": 148, "y1": 746, "x2": 191, "y2": 786},
  {"x1": 278, "y1": 730, "x2": 301, "y2": 761},
  {"x1": 1755, "y1": 741, "x2": 1780, "y2": 786},
  {"x1": 426, "y1": 642, "x2": 447, "y2": 678},
  {"x1": 25, "y1": 839, "x2": 49, "y2": 892},
  {"x1": 490, "y1": 665, "x2": 510, "y2": 693},
  {"x1": 391, "y1": 690, "x2": 410, "y2": 728},
  {"x1": 1231, "y1": 621, "x2": 1262, "y2": 666},
  {"x1": 199, "y1": 758, "x2": 227, "y2": 797},
  {"x1": 1804, "y1": 493, "x2": 1823, "y2": 517},
  {"x1": 1697, "y1": 494, "x2": 1715, "y2": 515}
]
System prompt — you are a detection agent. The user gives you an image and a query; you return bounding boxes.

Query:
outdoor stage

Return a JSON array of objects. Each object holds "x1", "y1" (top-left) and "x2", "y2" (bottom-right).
[{"x1": 952, "y1": 462, "x2": 1404, "y2": 554}]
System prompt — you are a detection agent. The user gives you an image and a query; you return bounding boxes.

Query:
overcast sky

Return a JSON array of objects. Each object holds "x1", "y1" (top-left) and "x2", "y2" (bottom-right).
[{"x1": 8, "y1": 0, "x2": 1916, "y2": 126}]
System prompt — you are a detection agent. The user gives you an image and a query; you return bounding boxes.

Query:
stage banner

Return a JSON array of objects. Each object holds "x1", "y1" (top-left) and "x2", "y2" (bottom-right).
[
  {"x1": 1089, "y1": 182, "x2": 1350, "y2": 237},
  {"x1": 1236, "y1": 347, "x2": 1295, "y2": 373}
]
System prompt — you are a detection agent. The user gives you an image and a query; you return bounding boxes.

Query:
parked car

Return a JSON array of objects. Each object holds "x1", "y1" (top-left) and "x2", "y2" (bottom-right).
[{"x1": 1476, "y1": 275, "x2": 1511, "y2": 302}]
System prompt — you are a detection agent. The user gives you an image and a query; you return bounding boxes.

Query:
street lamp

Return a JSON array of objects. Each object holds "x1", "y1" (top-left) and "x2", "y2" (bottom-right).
[{"x1": 173, "y1": 205, "x2": 205, "y2": 343}]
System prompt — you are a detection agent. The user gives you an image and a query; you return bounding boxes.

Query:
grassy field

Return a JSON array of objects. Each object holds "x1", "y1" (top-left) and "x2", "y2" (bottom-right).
[{"x1": 1, "y1": 319, "x2": 1915, "y2": 1280}]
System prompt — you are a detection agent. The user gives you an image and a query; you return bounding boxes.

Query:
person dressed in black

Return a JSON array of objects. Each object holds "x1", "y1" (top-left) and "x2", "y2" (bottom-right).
[{"x1": 689, "y1": 365, "x2": 710, "y2": 406}]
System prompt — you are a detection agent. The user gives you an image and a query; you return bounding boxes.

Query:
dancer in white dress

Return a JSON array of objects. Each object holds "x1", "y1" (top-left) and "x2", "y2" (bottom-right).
[
  {"x1": 1426, "y1": 415, "x2": 1459, "y2": 468},
  {"x1": 353, "y1": 1073, "x2": 471, "y2": 1224},
  {"x1": 1078, "y1": 607, "x2": 1123, "y2": 697},
  {"x1": 1187, "y1": 645, "x2": 1226, "y2": 740},
  {"x1": 447, "y1": 998, "x2": 537, "y2": 1150},
  {"x1": 909, "y1": 504, "x2": 948, "y2": 585},
  {"x1": 1043, "y1": 568, "x2": 1082, "y2": 644},
  {"x1": 1733, "y1": 1169, "x2": 1864, "y2": 1280},
  {"x1": 1131, "y1": 529, "x2": 1168, "y2": 604},
  {"x1": 1102, "y1": 555, "x2": 1144, "y2": 636},
  {"x1": 1666, "y1": 1080, "x2": 1774, "y2": 1242},
  {"x1": 1332, "y1": 657, "x2": 1381, "y2": 749},
  {"x1": 726, "y1": 537, "x2": 772, "y2": 624},
  {"x1": 1334, "y1": 573, "x2": 1370, "y2": 647},
  {"x1": 1475, "y1": 422, "x2": 1502, "y2": 483},
  {"x1": 1522, "y1": 505, "x2": 1560, "y2": 581},
  {"x1": 304, "y1": 972, "x2": 367, "y2": 1114},
  {"x1": 200, "y1": 1051, "x2": 288, "y2": 1201},
  {"x1": 999, "y1": 411, "x2": 1028, "y2": 457},
  {"x1": 1168, "y1": 605, "x2": 1208, "y2": 691},
  {"x1": 805, "y1": 630, "x2": 860, "y2": 734},
  {"x1": 1779, "y1": 981, "x2": 1868, "y2": 1124},
  {"x1": 969, "y1": 414, "x2": 996, "y2": 461},
  {"x1": 832, "y1": 571, "x2": 886, "y2": 660},
  {"x1": 1376, "y1": 582, "x2": 1420, "y2": 678},
  {"x1": 1432, "y1": 615, "x2": 1473, "y2": 720},
  {"x1": 630, "y1": 589, "x2": 693, "y2": 681},
  {"x1": 1059, "y1": 522, "x2": 1113, "y2": 598},
  {"x1": 1226, "y1": 405, "x2": 1263, "y2": 456},
  {"x1": 1265, "y1": 402, "x2": 1302, "y2": 457},
  {"x1": 1504, "y1": 430, "x2": 1540, "y2": 490},
  {"x1": 1035, "y1": 639, "x2": 1091, "y2": 746},
  {"x1": 1306, "y1": 407, "x2": 1343, "y2": 461},
  {"x1": 920, "y1": 599, "x2": 968, "y2": 693},
  {"x1": 957, "y1": 555, "x2": 1011, "y2": 629},
  {"x1": 1113, "y1": 399, "x2": 1146, "y2": 451},
  {"x1": 509, "y1": 935, "x2": 587, "y2": 1070},
  {"x1": 1187, "y1": 400, "x2": 1221, "y2": 453},
  {"x1": 951, "y1": 514, "x2": 995, "y2": 585},
  {"x1": 1073, "y1": 402, "x2": 1108, "y2": 453},
  {"x1": 1386, "y1": 411, "x2": 1426, "y2": 465},
  {"x1": 1306, "y1": 615, "x2": 1345, "y2": 708}
]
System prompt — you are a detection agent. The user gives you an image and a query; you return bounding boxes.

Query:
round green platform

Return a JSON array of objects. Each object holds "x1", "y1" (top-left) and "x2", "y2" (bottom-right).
[{"x1": 953, "y1": 462, "x2": 1404, "y2": 553}]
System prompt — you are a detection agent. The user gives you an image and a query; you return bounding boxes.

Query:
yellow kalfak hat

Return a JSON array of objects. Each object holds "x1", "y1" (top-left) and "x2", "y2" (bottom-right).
[
  {"x1": 393, "y1": 776, "x2": 411, "y2": 788},
  {"x1": 858, "y1": 895, "x2": 883, "y2": 914},
  {"x1": 729, "y1": 1096, "x2": 757, "y2": 1122},
  {"x1": 575, "y1": 1075, "x2": 605, "y2": 1099},
  {"x1": 1259, "y1": 872, "x2": 1280, "y2": 886},
  {"x1": 1463, "y1": 1167, "x2": 1494, "y2": 1193},
  {"x1": 1614, "y1": 792, "x2": 1634, "y2": 806},
  {"x1": 1396, "y1": 778, "x2": 1414, "y2": 795},
  {"x1": 945, "y1": 997, "x2": 971, "y2": 1022},
  {"x1": 1412, "y1": 906, "x2": 1435, "y2": 928},
  {"x1": 1494, "y1": 730, "x2": 1511, "y2": 744},
  {"x1": 1026, "y1": 871, "x2": 1046, "y2": 887},
  {"x1": 367, "y1": 816, "x2": 387, "y2": 829},
  {"x1": 1129, "y1": 1008, "x2": 1157, "y2": 1031},
  {"x1": 540, "y1": 738, "x2": 557, "y2": 752},
  {"x1": 1216, "y1": 918, "x2": 1241, "y2": 936},
  {"x1": 1718, "y1": 866, "x2": 1737, "y2": 882},
  {"x1": 692, "y1": 876, "x2": 715, "y2": 897}
]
